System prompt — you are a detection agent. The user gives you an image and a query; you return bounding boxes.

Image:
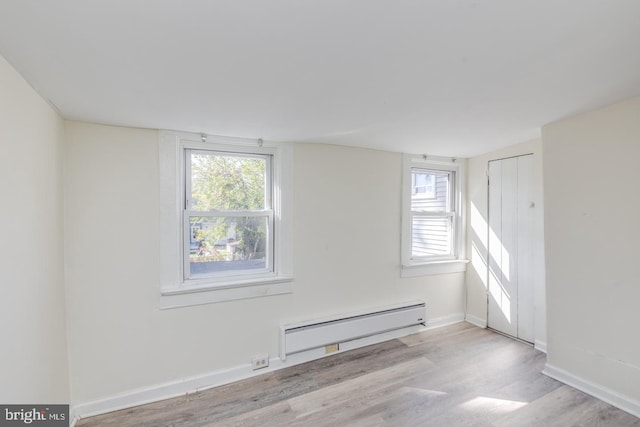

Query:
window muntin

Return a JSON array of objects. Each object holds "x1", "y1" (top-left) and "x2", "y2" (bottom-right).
[
  {"x1": 184, "y1": 149, "x2": 273, "y2": 280},
  {"x1": 410, "y1": 168, "x2": 456, "y2": 261}
]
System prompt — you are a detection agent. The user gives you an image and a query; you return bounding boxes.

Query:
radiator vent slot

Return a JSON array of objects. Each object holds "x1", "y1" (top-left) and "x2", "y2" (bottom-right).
[{"x1": 280, "y1": 301, "x2": 426, "y2": 360}]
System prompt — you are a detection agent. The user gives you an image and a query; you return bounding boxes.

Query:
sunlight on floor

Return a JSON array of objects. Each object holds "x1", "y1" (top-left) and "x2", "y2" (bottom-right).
[
  {"x1": 400, "y1": 387, "x2": 448, "y2": 397},
  {"x1": 459, "y1": 396, "x2": 527, "y2": 413}
]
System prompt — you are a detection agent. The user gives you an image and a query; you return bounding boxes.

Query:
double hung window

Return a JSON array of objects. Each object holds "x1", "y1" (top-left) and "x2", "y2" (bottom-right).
[
  {"x1": 184, "y1": 150, "x2": 273, "y2": 280},
  {"x1": 159, "y1": 131, "x2": 293, "y2": 308},
  {"x1": 401, "y1": 154, "x2": 466, "y2": 276},
  {"x1": 410, "y1": 168, "x2": 455, "y2": 260}
]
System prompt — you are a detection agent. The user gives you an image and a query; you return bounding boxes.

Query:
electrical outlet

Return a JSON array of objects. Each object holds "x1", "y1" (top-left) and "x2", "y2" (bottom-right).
[{"x1": 251, "y1": 354, "x2": 269, "y2": 370}]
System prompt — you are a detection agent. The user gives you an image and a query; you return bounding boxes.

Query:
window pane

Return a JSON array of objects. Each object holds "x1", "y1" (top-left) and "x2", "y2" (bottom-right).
[
  {"x1": 190, "y1": 152, "x2": 266, "y2": 211},
  {"x1": 189, "y1": 216, "x2": 268, "y2": 277},
  {"x1": 411, "y1": 215, "x2": 452, "y2": 257},
  {"x1": 411, "y1": 170, "x2": 450, "y2": 212},
  {"x1": 412, "y1": 172, "x2": 435, "y2": 198}
]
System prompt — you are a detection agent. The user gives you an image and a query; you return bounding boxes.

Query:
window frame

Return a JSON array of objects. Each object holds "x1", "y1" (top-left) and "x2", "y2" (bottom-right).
[
  {"x1": 159, "y1": 131, "x2": 293, "y2": 308},
  {"x1": 401, "y1": 154, "x2": 468, "y2": 277},
  {"x1": 183, "y1": 149, "x2": 274, "y2": 281}
]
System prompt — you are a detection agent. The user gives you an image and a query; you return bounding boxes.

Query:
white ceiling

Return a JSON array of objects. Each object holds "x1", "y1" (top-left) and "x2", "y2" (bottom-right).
[{"x1": 1, "y1": 1, "x2": 640, "y2": 157}]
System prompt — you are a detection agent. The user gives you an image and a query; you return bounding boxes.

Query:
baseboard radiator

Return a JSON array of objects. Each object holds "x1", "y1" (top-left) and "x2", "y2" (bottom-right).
[{"x1": 280, "y1": 301, "x2": 426, "y2": 360}]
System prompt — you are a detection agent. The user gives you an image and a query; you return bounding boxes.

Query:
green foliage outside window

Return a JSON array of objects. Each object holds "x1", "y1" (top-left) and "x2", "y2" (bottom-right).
[{"x1": 189, "y1": 153, "x2": 268, "y2": 262}]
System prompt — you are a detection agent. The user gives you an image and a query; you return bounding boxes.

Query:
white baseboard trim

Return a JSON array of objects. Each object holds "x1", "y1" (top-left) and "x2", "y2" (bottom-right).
[
  {"x1": 534, "y1": 340, "x2": 547, "y2": 353},
  {"x1": 69, "y1": 407, "x2": 79, "y2": 427},
  {"x1": 464, "y1": 314, "x2": 487, "y2": 328},
  {"x1": 426, "y1": 312, "x2": 465, "y2": 329},
  {"x1": 543, "y1": 363, "x2": 640, "y2": 418},
  {"x1": 72, "y1": 360, "x2": 273, "y2": 422},
  {"x1": 72, "y1": 314, "x2": 465, "y2": 422}
]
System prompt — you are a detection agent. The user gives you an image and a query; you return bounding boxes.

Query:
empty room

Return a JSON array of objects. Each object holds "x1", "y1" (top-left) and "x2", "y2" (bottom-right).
[{"x1": 1, "y1": 1, "x2": 639, "y2": 426}]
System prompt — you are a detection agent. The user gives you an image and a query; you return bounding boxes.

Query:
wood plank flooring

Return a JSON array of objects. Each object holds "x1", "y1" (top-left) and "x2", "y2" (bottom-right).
[{"x1": 77, "y1": 322, "x2": 640, "y2": 426}]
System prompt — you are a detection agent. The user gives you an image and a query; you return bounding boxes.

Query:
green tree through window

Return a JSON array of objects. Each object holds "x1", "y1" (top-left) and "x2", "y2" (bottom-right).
[{"x1": 186, "y1": 150, "x2": 272, "y2": 278}]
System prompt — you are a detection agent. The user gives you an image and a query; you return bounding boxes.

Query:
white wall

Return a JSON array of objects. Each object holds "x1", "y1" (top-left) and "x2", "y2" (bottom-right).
[
  {"x1": 0, "y1": 55, "x2": 69, "y2": 403},
  {"x1": 465, "y1": 139, "x2": 546, "y2": 348},
  {"x1": 63, "y1": 125, "x2": 466, "y2": 406},
  {"x1": 292, "y1": 143, "x2": 464, "y2": 320},
  {"x1": 542, "y1": 96, "x2": 640, "y2": 408}
]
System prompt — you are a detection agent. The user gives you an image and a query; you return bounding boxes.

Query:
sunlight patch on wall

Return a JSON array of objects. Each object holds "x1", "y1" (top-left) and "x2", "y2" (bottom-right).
[
  {"x1": 489, "y1": 269, "x2": 511, "y2": 323},
  {"x1": 470, "y1": 201, "x2": 512, "y2": 322},
  {"x1": 489, "y1": 226, "x2": 510, "y2": 282},
  {"x1": 471, "y1": 242, "x2": 488, "y2": 288},
  {"x1": 469, "y1": 203, "x2": 489, "y2": 288},
  {"x1": 470, "y1": 203, "x2": 488, "y2": 249}
]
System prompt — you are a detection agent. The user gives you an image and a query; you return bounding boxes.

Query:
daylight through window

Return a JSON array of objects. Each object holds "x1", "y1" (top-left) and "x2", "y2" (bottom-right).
[
  {"x1": 410, "y1": 168, "x2": 456, "y2": 260},
  {"x1": 185, "y1": 150, "x2": 273, "y2": 280}
]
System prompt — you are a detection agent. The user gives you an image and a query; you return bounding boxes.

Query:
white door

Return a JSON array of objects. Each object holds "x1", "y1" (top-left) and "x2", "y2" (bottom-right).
[{"x1": 487, "y1": 155, "x2": 534, "y2": 343}]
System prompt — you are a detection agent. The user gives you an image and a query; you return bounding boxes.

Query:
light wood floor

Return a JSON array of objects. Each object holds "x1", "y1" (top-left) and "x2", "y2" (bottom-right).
[{"x1": 77, "y1": 322, "x2": 639, "y2": 426}]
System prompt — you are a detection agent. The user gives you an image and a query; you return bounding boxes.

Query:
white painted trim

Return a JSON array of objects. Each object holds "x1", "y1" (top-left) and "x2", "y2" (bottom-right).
[
  {"x1": 534, "y1": 340, "x2": 547, "y2": 353},
  {"x1": 72, "y1": 360, "x2": 276, "y2": 422},
  {"x1": 543, "y1": 363, "x2": 640, "y2": 418},
  {"x1": 426, "y1": 312, "x2": 465, "y2": 329},
  {"x1": 72, "y1": 315, "x2": 465, "y2": 422},
  {"x1": 159, "y1": 278, "x2": 293, "y2": 309},
  {"x1": 69, "y1": 407, "x2": 79, "y2": 427},
  {"x1": 400, "y1": 154, "x2": 467, "y2": 275},
  {"x1": 464, "y1": 313, "x2": 487, "y2": 328},
  {"x1": 401, "y1": 259, "x2": 468, "y2": 277}
]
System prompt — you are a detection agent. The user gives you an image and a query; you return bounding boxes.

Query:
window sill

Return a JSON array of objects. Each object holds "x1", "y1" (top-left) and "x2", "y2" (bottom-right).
[
  {"x1": 159, "y1": 276, "x2": 293, "y2": 309},
  {"x1": 401, "y1": 260, "x2": 469, "y2": 278}
]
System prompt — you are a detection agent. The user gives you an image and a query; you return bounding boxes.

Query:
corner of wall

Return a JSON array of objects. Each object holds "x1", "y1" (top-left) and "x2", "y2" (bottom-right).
[{"x1": 0, "y1": 53, "x2": 70, "y2": 404}]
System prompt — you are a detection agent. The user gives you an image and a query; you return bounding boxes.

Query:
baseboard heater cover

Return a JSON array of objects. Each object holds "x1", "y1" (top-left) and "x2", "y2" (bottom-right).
[{"x1": 280, "y1": 301, "x2": 426, "y2": 360}]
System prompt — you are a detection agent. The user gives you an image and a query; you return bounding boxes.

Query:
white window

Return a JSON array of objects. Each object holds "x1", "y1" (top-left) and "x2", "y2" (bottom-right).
[
  {"x1": 159, "y1": 131, "x2": 293, "y2": 308},
  {"x1": 401, "y1": 155, "x2": 467, "y2": 277},
  {"x1": 185, "y1": 149, "x2": 273, "y2": 280},
  {"x1": 410, "y1": 168, "x2": 455, "y2": 259}
]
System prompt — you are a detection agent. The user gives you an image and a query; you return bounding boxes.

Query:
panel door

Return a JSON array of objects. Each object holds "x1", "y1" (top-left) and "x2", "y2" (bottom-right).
[{"x1": 487, "y1": 155, "x2": 534, "y2": 343}]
